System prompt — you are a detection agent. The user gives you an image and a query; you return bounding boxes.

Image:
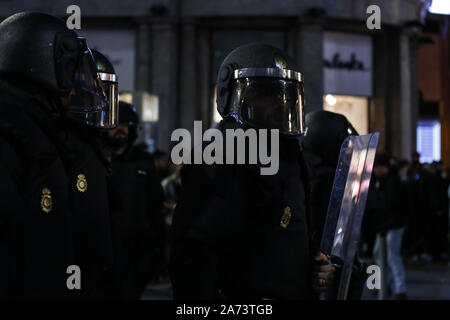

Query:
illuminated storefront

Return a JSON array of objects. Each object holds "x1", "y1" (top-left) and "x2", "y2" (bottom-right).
[{"x1": 322, "y1": 32, "x2": 372, "y2": 135}]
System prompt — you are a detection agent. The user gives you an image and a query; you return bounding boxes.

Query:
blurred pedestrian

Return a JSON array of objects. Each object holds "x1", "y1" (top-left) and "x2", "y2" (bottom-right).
[
  {"x1": 368, "y1": 153, "x2": 408, "y2": 299},
  {"x1": 431, "y1": 165, "x2": 450, "y2": 262},
  {"x1": 403, "y1": 152, "x2": 436, "y2": 262}
]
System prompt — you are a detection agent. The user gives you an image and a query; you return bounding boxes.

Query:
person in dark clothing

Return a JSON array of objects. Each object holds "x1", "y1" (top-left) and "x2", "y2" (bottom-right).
[
  {"x1": 404, "y1": 152, "x2": 438, "y2": 261},
  {"x1": 302, "y1": 110, "x2": 366, "y2": 300},
  {"x1": 0, "y1": 76, "x2": 75, "y2": 299},
  {"x1": 368, "y1": 156, "x2": 409, "y2": 238},
  {"x1": 429, "y1": 164, "x2": 450, "y2": 262},
  {"x1": 63, "y1": 121, "x2": 116, "y2": 299},
  {"x1": 301, "y1": 110, "x2": 358, "y2": 250},
  {"x1": 105, "y1": 100, "x2": 165, "y2": 299},
  {"x1": 0, "y1": 12, "x2": 117, "y2": 299},
  {"x1": 366, "y1": 153, "x2": 408, "y2": 299},
  {"x1": 170, "y1": 44, "x2": 335, "y2": 300}
]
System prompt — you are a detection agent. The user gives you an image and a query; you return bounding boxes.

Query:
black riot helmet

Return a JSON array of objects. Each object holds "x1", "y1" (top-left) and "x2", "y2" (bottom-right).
[
  {"x1": 302, "y1": 110, "x2": 359, "y2": 166},
  {"x1": 216, "y1": 43, "x2": 305, "y2": 136},
  {"x1": 0, "y1": 12, "x2": 112, "y2": 128},
  {"x1": 91, "y1": 49, "x2": 119, "y2": 128},
  {"x1": 118, "y1": 101, "x2": 140, "y2": 143}
]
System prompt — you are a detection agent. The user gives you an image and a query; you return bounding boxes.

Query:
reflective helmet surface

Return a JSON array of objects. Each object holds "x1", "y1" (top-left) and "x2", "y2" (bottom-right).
[
  {"x1": 91, "y1": 49, "x2": 119, "y2": 128},
  {"x1": 0, "y1": 11, "x2": 75, "y2": 94},
  {"x1": 92, "y1": 49, "x2": 115, "y2": 74},
  {"x1": 0, "y1": 11, "x2": 109, "y2": 128},
  {"x1": 216, "y1": 43, "x2": 305, "y2": 136}
]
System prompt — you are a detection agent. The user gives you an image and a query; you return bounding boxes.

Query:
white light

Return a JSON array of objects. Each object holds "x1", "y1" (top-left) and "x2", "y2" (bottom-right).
[
  {"x1": 212, "y1": 87, "x2": 222, "y2": 123},
  {"x1": 325, "y1": 94, "x2": 337, "y2": 106},
  {"x1": 429, "y1": 0, "x2": 450, "y2": 15},
  {"x1": 416, "y1": 120, "x2": 441, "y2": 163},
  {"x1": 432, "y1": 121, "x2": 441, "y2": 161},
  {"x1": 141, "y1": 92, "x2": 159, "y2": 122},
  {"x1": 119, "y1": 92, "x2": 133, "y2": 104}
]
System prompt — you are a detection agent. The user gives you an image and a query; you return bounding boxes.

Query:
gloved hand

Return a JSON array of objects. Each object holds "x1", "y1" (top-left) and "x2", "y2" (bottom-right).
[{"x1": 312, "y1": 252, "x2": 336, "y2": 293}]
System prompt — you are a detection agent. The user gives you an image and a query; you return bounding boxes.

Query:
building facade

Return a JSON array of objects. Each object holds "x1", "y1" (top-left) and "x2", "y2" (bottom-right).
[{"x1": 2, "y1": 0, "x2": 442, "y2": 165}]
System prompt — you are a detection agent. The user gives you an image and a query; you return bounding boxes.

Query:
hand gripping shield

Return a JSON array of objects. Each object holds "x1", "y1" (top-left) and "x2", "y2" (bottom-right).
[{"x1": 320, "y1": 132, "x2": 380, "y2": 300}]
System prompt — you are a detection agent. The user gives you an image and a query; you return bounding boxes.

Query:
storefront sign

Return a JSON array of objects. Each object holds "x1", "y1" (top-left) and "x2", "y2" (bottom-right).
[{"x1": 324, "y1": 32, "x2": 373, "y2": 96}]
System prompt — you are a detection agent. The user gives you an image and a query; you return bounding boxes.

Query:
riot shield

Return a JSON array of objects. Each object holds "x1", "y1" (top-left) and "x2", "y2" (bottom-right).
[{"x1": 319, "y1": 132, "x2": 380, "y2": 300}]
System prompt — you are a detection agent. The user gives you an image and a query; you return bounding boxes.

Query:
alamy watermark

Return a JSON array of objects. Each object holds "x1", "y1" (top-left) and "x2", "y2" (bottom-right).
[
  {"x1": 170, "y1": 121, "x2": 280, "y2": 175},
  {"x1": 66, "y1": 265, "x2": 81, "y2": 290},
  {"x1": 366, "y1": 5, "x2": 381, "y2": 30},
  {"x1": 66, "y1": 5, "x2": 81, "y2": 30},
  {"x1": 366, "y1": 264, "x2": 381, "y2": 290}
]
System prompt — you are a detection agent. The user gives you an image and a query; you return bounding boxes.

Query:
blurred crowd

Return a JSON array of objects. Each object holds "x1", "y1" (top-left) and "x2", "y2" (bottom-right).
[
  {"x1": 361, "y1": 152, "x2": 450, "y2": 263},
  {"x1": 360, "y1": 151, "x2": 450, "y2": 298}
]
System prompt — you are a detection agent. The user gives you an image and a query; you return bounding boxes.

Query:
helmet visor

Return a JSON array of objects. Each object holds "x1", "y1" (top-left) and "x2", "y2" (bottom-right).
[
  {"x1": 66, "y1": 37, "x2": 117, "y2": 128},
  {"x1": 230, "y1": 68, "x2": 305, "y2": 135}
]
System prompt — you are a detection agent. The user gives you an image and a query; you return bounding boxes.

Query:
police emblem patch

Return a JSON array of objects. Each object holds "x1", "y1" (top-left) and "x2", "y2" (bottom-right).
[
  {"x1": 41, "y1": 188, "x2": 52, "y2": 213},
  {"x1": 280, "y1": 206, "x2": 291, "y2": 228},
  {"x1": 76, "y1": 174, "x2": 87, "y2": 192}
]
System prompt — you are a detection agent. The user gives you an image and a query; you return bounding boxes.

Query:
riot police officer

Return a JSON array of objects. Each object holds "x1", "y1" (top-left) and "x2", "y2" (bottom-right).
[
  {"x1": 170, "y1": 43, "x2": 335, "y2": 299},
  {"x1": 0, "y1": 12, "x2": 117, "y2": 298},
  {"x1": 101, "y1": 94, "x2": 165, "y2": 298},
  {"x1": 302, "y1": 110, "x2": 358, "y2": 249},
  {"x1": 302, "y1": 110, "x2": 367, "y2": 299}
]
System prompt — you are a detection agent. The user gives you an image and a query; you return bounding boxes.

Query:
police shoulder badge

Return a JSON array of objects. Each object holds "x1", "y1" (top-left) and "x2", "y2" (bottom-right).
[
  {"x1": 280, "y1": 206, "x2": 291, "y2": 229},
  {"x1": 41, "y1": 188, "x2": 52, "y2": 213},
  {"x1": 76, "y1": 174, "x2": 87, "y2": 193}
]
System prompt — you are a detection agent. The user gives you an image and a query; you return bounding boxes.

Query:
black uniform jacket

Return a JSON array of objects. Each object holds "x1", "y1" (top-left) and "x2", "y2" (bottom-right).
[
  {"x1": 170, "y1": 121, "x2": 315, "y2": 300},
  {"x1": 108, "y1": 145, "x2": 165, "y2": 298},
  {"x1": 0, "y1": 80, "x2": 113, "y2": 299},
  {"x1": 365, "y1": 174, "x2": 409, "y2": 234}
]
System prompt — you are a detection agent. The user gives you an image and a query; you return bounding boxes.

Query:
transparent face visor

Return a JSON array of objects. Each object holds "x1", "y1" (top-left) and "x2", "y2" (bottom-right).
[
  {"x1": 229, "y1": 68, "x2": 305, "y2": 136},
  {"x1": 66, "y1": 38, "x2": 118, "y2": 128}
]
